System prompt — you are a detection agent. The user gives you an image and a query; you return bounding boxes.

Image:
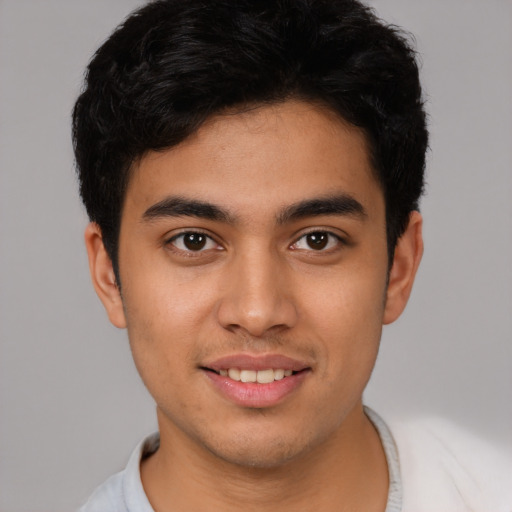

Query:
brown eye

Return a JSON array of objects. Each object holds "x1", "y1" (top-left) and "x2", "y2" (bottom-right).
[
  {"x1": 291, "y1": 231, "x2": 341, "y2": 252},
  {"x1": 169, "y1": 232, "x2": 219, "y2": 252},
  {"x1": 306, "y1": 232, "x2": 328, "y2": 250},
  {"x1": 183, "y1": 233, "x2": 207, "y2": 251}
]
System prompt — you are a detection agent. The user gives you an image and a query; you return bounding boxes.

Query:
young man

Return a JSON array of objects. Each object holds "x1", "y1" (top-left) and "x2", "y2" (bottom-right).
[{"x1": 73, "y1": 1, "x2": 511, "y2": 510}]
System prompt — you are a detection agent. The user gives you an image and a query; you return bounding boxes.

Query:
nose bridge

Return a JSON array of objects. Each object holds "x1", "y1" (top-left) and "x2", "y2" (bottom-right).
[{"x1": 217, "y1": 242, "x2": 297, "y2": 337}]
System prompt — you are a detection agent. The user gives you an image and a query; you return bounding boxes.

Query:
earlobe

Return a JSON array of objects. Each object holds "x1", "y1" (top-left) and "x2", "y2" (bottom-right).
[
  {"x1": 84, "y1": 223, "x2": 127, "y2": 329},
  {"x1": 383, "y1": 211, "x2": 423, "y2": 325}
]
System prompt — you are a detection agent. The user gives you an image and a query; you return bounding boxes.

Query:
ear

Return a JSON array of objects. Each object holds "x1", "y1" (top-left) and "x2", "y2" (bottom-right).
[
  {"x1": 84, "y1": 223, "x2": 127, "y2": 329},
  {"x1": 383, "y1": 211, "x2": 423, "y2": 325}
]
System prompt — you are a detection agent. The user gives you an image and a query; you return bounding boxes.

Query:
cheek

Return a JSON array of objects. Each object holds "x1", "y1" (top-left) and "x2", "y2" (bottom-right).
[
  {"x1": 120, "y1": 271, "x2": 217, "y2": 392},
  {"x1": 300, "y1": 264, "x2": 387, "y2": 332},
  {"x1": 123, "y1": 263, "x2": 219, "y2": 331},
  {"x1": 299, "y1": 267, "x2": 387, "y2": 377}
]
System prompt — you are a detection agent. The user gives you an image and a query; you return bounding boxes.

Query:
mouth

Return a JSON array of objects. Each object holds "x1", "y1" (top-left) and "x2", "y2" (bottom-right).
[
  {"x1": 202, "y1": 367, "x2": 300, "y2": 383},
  {"x1": 200, "y1": 354, "x2": 311, "y2": 408}
]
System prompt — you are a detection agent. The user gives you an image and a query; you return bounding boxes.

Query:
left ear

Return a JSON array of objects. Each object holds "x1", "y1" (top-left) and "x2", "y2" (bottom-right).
[{"x1": 383, "y1": 211, "x2": 423, "y2": 325}]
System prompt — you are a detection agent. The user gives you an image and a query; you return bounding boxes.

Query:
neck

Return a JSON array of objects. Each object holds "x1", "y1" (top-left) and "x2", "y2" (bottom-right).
[{"x1": 141, "y1": 403, "x2": 389, "y2": 512}]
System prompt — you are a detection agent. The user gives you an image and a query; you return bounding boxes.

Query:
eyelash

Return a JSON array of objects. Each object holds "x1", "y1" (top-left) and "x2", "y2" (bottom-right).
[
  {"x1": 290, "y1": 230, "x2": 344, "y2": 253},
  {"x1": 166, "y1": 231, "x2": 222, "y2": 256},
  {"x1": 165, "y1": 229, "x2": 345, "y2": 255}
]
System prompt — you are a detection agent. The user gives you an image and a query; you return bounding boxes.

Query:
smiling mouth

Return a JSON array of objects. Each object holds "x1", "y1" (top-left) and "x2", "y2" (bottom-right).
[
  {"x1": 201, "y1": 360, "x2": 311, "y2": 407},
  {"x1": 202, "y1": 367, "x2": 302, "y2": 384}
]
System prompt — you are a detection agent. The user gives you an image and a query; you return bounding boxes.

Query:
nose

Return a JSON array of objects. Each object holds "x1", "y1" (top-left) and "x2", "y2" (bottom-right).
[{"x1": 216, "y1": 247, "x2": 298, "y2": 338}]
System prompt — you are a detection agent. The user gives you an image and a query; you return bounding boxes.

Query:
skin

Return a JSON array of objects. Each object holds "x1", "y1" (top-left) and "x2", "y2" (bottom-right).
[{"x1": 85, "y1": 100, "x2": 423, "y2": 511}]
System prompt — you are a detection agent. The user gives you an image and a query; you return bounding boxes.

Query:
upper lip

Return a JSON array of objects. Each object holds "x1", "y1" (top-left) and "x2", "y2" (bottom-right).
[{"x1": 202, "y1": 353, "x2": 311, "y2": 372}]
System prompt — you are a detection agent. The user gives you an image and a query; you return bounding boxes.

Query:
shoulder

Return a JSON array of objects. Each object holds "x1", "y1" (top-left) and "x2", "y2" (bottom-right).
[
  {"x1": 387, "y1": 415, "x2": 512, "y2": 512},
  {"x1": 78, "y1": 471, "x2": 125, "y2": 512},
  {"x1": 78, "y1": 433, "x2": 159, "y2": 512}
]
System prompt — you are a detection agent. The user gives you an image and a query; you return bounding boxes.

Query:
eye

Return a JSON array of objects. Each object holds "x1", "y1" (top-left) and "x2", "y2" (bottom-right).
[
  {"x1": 168, "y1": 232, "x2": 220, "y2": 252},
  {"x1": 291, "y1": 231, "x2": 342, "y2": 251}
]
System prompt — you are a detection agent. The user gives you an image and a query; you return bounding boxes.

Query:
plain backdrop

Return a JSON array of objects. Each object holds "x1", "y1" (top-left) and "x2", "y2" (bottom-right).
[{"x1": 0, "y1": 1, "x2": 511, "y2": 510}]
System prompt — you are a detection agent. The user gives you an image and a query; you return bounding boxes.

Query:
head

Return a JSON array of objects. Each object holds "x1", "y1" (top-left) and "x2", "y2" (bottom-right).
[
  {"x1": 73, "y1": 0, "x2": 428, "y2": 284},
  {"x1": 74, "y1": 0, "x2": 427, "y2": 470}
]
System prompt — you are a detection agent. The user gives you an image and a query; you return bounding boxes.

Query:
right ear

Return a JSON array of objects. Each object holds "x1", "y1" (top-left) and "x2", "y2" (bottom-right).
[{"x1": 84, "y1": 223, "x2": 127, "y2": 329}]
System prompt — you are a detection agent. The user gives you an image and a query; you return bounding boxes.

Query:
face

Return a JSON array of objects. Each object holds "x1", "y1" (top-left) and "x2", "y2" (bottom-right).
[{"x1": 87, "y1": 100, "x2": 421, "y2": 468}]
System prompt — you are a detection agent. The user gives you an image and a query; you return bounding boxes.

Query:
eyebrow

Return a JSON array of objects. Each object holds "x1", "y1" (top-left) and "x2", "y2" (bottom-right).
[
  {"x1": 276, "y1": 194, "x2": 367, "y2": 224},
  {"x1": 142, "y1": 196, "x2": 234, "y2": 223},
  {"x1": 142, "y1": 193, "x2": 367, "y2": 225}
]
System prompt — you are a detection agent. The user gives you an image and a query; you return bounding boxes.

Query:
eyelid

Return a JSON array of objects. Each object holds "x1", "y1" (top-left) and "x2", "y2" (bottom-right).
[
  {"x1": 290, "y1": 228, "x2": 346, "y2": 251},
  {"x1": 165, "y1": 229, "x2": 223, "y2": 253}
]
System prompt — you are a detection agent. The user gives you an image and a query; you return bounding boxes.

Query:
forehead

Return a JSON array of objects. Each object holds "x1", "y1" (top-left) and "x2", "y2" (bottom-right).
[{"x1": 125, "y1": 100, "x2": 383, "y2": 222}]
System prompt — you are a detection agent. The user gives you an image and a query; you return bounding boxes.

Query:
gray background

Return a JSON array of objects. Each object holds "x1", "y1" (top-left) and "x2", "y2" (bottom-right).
[{"x1": 0, "y1": 0, "x2": 510, "y2": 510}]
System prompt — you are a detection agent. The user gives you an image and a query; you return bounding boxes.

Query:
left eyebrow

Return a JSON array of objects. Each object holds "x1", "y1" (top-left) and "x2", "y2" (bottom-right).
[{"x1": 277, "y1": 194, "x2": 367, "y2": 224}]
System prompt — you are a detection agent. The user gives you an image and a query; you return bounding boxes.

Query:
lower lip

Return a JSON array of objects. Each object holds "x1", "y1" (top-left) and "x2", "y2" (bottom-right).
[{"x1": 204, "y1": 370, "x2": 309, "y2": 408}]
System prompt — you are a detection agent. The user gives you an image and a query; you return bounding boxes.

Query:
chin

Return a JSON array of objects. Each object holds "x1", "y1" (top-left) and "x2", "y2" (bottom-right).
[
  {"x1": 213, "y1": 445, "x2": 301, "y2": 469},
  {"x1": 202, "y1": 428, "x2": 320, "y2": 470}
]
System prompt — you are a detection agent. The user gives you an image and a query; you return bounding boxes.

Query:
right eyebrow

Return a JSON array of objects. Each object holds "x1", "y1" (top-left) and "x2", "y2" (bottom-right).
[
  {"x1": 142, "y1": 196, "x2": 234, "y2": 223},
  {"x1": 276, "y1": 194, "x2": 367, "y2": 225}
]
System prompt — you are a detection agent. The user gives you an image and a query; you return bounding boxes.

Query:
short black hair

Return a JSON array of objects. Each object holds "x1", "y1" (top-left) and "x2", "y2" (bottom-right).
[{"x1": 73, "y1": 0, "x2": 428, "y2": 280}]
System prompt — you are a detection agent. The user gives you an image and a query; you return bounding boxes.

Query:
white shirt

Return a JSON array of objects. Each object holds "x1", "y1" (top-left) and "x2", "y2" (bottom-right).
[{"x1": 78, "y1": 409, "x2": 512, "y2": 512}]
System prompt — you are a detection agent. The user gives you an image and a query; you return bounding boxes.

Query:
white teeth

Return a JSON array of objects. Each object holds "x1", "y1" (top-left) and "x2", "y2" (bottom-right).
[
  {"x1": 240, "y1": 370, "x2": 257, "y2": 383},
  {"x1": 256, "y1": 369, "x2": 274, "y2": 384},
  {"x1": 228, "y1": 368, "x2": 241, "y2": 381},
  {"x1": 274, "y1": 369, "x2": 285, "y2": 380},
  {"x1": 220, "y1": 368, "x2": 294, "y2": 383}
]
